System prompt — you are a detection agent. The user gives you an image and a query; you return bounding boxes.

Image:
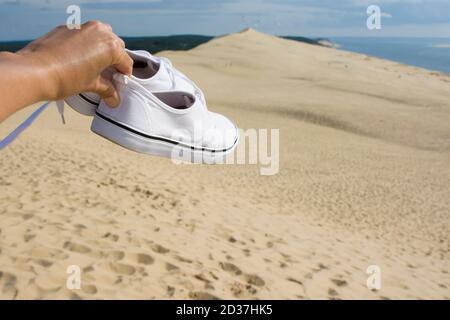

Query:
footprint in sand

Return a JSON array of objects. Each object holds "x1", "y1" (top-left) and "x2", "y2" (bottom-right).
[
  {"x1": 63, "y1": 241, "x2": 91, "y2": 254},
  {"x1": 102, "y1": 232, "x2": 119, "y2": 242},
  {"x1": 134, "y1": 253, "x2": 154, "y2": 265},
  {"x1": 151, "y1": 244, "x2": 170, "y2": 254},
  {"x1": 83, "y1": 265, "x2": 95, "y2": 273},
  {"x1": 28, "y1": 247, "x2": 69, "y2": 260},
  {"x1": 228, "y1": 236, "x2": 237, "y2": 243},
  {"x1": 24, "y1": 234, "x2": 36, "y2": 242},
  {"x1": 174, "y1": 255, "x2": 193, "y2": 264},
  {"x1": 107, "y1": 250, "x2": 125, "y2": 260},
  {"x1": 189, "y1": 291, "x2": 220, "y2": 300},
  {"x1": 229, "y1": 281, "x2": 257, "y2": 298},
  {"x1": 69, "y1": 292, "x2": 82, "y2": 300},
  {"x1": 244, "y1": 274, "x2": 265, "y2": 287},
  {"x1": 22, "y1": 213, "x2": 34, "y2": 220},
  {"x1": 193, "y1": 274, "x2": 214, "y2": 290},
  {"x1": 209, "y1": 272, "x2": 219, "y2": 281},
  {"x1": 287, "y1": 277, "x2": 304, "y2": 286},
  {"x1": 167, "y1": 286, "x2": 175, "y2": 297},
  {"x1": 331, "y1": 278, "x2": 348, "y2": 287},
  {"x1": 287, "y1": 277, "x2": 307, "y2": 296},
  {"x1": 219, "y1": 262, "x2": 242, "y2": 276},
  {"x1": 34, "y1": 259, "x2": 53, "y2": 268},
  {"x1": 165, "y1": 263, "x2": 179, "y2": 272},
  {"x1": 328, "y1": 288, "x2": 340, "y2": 299},
  {"x1": 313, "y1": 263, "x2": 328, "y2": 272},
  {"x1": 219, "y1": 262, "x2": 266, "y2": 296},
  {"x1": 109, "y1": 262, "x2": 136, "y2": 276},
  {"x1": 82, "y1": 284, "x2": 98, "y2": 295},
  {"x1": 0, "y1": 272, "x2": 18, "y2": 299}
]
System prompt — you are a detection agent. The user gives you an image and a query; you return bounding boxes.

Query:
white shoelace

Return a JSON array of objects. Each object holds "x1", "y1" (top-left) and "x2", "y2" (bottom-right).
[
  {"x1": 56, "y1": 100, "x2": 66, "y2": 124},
  {"x1": 0, "y1": 100, "x2": 68, "y2": 149},
  {"x1": 158, "y1": 57, "x2": 206, "y2": 106},
  {"x1": 158, "y1": 57, "x2": 218, "y2": 144}
]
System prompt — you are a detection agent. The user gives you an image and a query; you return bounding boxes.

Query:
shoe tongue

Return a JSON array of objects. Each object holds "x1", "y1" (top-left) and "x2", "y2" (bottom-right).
[
  {"x1": 126, "y1": 50, "x2": 200, "y2": 95},
  {"x1": 128, "y1": 51, "x2": 172, "y2": 91}
]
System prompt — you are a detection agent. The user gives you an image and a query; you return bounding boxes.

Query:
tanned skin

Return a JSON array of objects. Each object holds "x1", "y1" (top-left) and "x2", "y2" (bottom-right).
[{"x1": 0, "y1": 20, "x2": 133, "y2": 122}]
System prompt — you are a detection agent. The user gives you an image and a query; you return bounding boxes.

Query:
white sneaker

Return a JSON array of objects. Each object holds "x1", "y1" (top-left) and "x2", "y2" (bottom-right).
[
  {"x1": 64, "y1": 49, "x2": 199, "y2": 116},
  {"x1": 91, "y1": 71, "x2": 239, "y2": 163}
]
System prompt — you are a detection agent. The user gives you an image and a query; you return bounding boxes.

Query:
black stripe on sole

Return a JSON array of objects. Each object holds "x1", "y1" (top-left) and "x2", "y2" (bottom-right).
[
  {"x1": 79, "y1": 94, "x2": 100, "y2": 106},
  {"x1": 95, "y1": 112, "x2": 237, "y2": 153}
]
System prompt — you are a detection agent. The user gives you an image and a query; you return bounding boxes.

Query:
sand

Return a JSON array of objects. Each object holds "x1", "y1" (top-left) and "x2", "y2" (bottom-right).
[{"x1": 0, "y1": 29, "x2": 449, "y2": 300}]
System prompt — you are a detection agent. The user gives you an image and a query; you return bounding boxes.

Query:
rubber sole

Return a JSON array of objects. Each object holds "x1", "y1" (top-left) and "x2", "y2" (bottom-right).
[
  {"x1": 91, "y1": 112, "x2": 239, "y2": 164},
  {"x1": 65, "y1": 94, "x2": 99, "y2": 116}
]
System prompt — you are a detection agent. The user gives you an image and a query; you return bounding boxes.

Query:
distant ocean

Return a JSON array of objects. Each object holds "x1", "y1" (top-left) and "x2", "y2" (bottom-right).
[
  {"x1": 1, "y1": 36, "x2": 449, "y2": 74},
  {"x1": 331, "y1": 37, "x2": 450, "y2": 74}
]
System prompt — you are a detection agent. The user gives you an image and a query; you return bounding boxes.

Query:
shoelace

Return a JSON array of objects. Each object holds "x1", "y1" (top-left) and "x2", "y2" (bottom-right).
[
  {"x1": 158, "y1": 57, "x2": 206, "y2": 106},
  {"x1": 159, "y1": 57, "x2": 218, "y2": 143},
  {"x1": 56, "y1": 100, "x2": 65, "y2": 124},
  {"x1": 0, "y1": 101, "x2": 64, "y2": 150}
]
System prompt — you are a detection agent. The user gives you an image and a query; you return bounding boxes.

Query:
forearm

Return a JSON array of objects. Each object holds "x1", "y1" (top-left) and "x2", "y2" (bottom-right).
[
  {"x1": 0, "y1": 22, "x2": 132, "y2": 122},
  {"x1": 0, "y1": 52, "x2": 55, "y2": 122}
]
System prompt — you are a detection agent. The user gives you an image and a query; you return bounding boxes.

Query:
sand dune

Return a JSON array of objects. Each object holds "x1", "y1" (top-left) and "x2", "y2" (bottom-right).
[{"x1": 1, "y1": 29, "x2": 449, "y2": 299}]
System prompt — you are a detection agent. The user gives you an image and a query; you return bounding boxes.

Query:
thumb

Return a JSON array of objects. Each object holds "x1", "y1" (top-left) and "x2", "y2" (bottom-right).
[{"x1": 92, "y1": 75, "x2": 120, "y2": 108}]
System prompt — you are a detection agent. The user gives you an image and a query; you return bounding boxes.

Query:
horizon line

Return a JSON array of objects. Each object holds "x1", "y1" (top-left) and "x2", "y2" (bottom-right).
[{"x1": 1, "y1": 34, "x2": 450, "y2": 43}]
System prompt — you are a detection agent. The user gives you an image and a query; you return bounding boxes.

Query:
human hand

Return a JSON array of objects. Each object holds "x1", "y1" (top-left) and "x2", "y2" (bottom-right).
[{"x1": 17, "y1": 20, "x2": 133, "y2": 107}]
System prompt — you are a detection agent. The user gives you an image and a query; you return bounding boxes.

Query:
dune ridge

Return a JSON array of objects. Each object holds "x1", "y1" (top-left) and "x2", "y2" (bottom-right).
[{"x1": 0, "y1": 29, "x2": 449, "y2": 299}]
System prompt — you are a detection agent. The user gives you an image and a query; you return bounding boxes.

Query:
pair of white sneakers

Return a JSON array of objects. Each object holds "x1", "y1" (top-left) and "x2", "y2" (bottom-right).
[{"x1": 65, "y1": 50, "x2": 239, "y2": 163}]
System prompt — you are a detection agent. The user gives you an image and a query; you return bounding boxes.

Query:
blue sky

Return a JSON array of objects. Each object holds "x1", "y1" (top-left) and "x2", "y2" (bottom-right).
[{"x1": 0, "y1": 0, "x2": 449, "y2": 41}]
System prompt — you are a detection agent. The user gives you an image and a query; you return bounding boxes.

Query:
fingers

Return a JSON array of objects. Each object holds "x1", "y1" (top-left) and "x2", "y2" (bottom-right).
[
  {"x1": 113, "y1": 50, "x2": 133, "y2": 76},
  {"x1": 84, "y1": 21, "x2": 133, "y2": 76},
  {"x1": 92, "y1": 75, "x2": 120, "y2": 108},
  {"x1": 106, "y1": 34, "x2": 133, "y2": 76},
  {"x1": 81, "y1": 21, "x2": 132, "y2": 106},
  {"x1": 84, "y1": 20, "x2": 112, "y2": 31}
]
